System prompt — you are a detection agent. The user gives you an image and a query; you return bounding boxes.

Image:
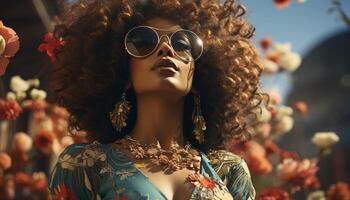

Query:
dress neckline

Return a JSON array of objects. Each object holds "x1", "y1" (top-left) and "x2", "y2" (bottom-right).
[{"x1": 107, "y1": 143, "x2": 204, "y2": 200}]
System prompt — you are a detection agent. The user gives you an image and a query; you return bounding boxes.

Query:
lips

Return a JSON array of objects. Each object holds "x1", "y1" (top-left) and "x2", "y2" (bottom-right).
[{"x1": 152, "y1": 58, "x2": 179, "y2": 71}]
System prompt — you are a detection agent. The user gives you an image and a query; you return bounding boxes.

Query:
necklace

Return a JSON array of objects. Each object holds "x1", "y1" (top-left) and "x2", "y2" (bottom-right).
[
  {"x1": 112, "y1": 136, "x2": 227, "y2": 197},
  {"x1": 113, "y1": 135, "x2": 201, "y2": 173}
]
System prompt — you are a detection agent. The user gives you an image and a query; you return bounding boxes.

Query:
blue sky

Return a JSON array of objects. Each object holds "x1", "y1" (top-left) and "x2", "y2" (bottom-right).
[
  {"x1": 242, "y1": 0, "x2": 350, "y2": 56},
  {"x1": 240, "y1": 0, "x2": 350, "y2": 101}
]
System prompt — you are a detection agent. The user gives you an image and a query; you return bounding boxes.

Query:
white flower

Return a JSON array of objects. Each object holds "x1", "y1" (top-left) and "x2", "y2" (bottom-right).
[
  {"x1": 30, "y1": 88, "x2": 47, "y2": 100},
  {"x1": 270, "y1": 42, "x2": 292, "y2": 54},
  {"x1": 261, "y1": 59, "x2": 278, "y2": 73},
  {"x1": 16, "y1": 91, "x2": 26, "y2": 101},
  {"x1": 10, "y1": 76, "x2": 29, "y2": 93},
  {"x1": 307, "y1": 190, "x2": 325, "y2": 200},
  {"x1": 6, "y1": 92, "x2": 16, "y2": 100},
  {"x1": 32, "y1": 172, "x2": 46, "y2": 181},
  {"x1": 256, "y1": 105, "x2": 272, "y2": 123},
  {"x1": 275, "y1": 106, "x2": 293, "y2": 120},
  {"x1": 311, "y1": 132, "x2": 339, "y2": 149},
  {"x1": 40, "y1": 118, "x2": 53, "y2": 131},
  {"x1": 27, "y1": 79, "x2": 40, "y2": 88},
  {"x1": 0, "y1": 35, "x2": 5, "y2": 56},
  {"x1": 279, "y1": 52, "x2": 302, "y2": 72},
  {"x1": 275, "y1": 116, "x2": 294, "y2": 135}
]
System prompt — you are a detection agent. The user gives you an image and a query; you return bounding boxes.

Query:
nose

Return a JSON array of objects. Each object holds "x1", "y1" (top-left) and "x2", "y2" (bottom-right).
[{"x1": 156, "y1": 35, "x2": 175, "y2": 57}]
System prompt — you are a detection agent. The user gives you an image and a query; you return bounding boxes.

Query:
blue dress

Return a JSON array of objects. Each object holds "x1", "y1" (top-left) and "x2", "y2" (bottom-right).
[{"x1": 48, "y1": 141, "x2": 255, "y2": 200}]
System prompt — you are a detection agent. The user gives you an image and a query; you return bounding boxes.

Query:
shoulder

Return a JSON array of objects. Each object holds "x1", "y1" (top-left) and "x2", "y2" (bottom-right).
[
  {"x1": 207, "y1": 149, "x2": 256, "y2": 200},
  {"x1": 48, "y1": 141, "x2": 108, "y2": 199},
  {"x1": 206, "y1": 149, "x2": 250, "y2": 177},
  {"x1": 56, "y1": 141, "x2": 108, "y2": 170}
]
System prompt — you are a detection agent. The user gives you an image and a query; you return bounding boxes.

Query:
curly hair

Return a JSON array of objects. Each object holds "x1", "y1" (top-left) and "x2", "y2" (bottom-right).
[{"x1": 50, "y1": 0, "x2": 266, "y2": 151}]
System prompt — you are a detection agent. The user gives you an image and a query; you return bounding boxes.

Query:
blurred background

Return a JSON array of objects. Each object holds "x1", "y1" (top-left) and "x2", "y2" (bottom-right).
[{"x1": 0, "y1": 0, "x2": 349, "y2": 199}]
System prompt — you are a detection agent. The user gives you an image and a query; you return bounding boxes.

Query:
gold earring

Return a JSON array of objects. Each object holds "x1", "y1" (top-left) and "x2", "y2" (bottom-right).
[
  {"x1": 192, "y1": 90, "x2": 206, "y2": 143},
  {"x1": 109, "y1": 92, "x2": 131, "y2": 132}
]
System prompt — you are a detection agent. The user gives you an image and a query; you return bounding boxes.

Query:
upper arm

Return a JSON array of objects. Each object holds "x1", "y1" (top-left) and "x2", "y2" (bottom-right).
[{"x1": 207, "y1": 150, "x2": 256, "y2": 200}]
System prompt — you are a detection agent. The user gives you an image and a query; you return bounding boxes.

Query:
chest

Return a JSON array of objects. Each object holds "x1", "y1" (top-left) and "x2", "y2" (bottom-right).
[{"x1": 138, "y1": 165, "x2": 195, "y2": 200}]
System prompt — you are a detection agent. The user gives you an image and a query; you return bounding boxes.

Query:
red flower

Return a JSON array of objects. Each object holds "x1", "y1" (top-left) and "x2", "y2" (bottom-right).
[
  {"x1": 115, "y1": 198, "x2": 128, "y2": 200},
  {"x1": 34, "y1": 130, "x2": 55, "y2": 153},
  {"x1": 38, "y1": 32, "x2": 64, "y2": 62},
  {"x1": 0, "y1": 21, "x2": 20, "y2": 76},
  {"x1": 260, "y1": 36, "x2": 273, "y2": 50},
  {"x1": 258, "y1": 187, "x2": 290, "y2": 200},
  {"x1": 15, "y1": 172, "x2": 32, "y2": 186},
  {"x1": 326, "y1": 182, "x2": 350, "y2": 200},
  {"x1": 0, "y1": 100, "x2": 22, "y2": 120},
  {"x1": 52, "y1": 182, "x2": 78, "y2": 200},
  {"x1": 273, "y1": 0, "x2": 291, "y2": 9}
]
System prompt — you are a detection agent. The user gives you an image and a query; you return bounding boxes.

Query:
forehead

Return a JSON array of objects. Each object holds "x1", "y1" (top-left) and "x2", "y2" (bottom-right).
[{"x1": 143, "y1": 18, "x2": 181, "y2": 31}]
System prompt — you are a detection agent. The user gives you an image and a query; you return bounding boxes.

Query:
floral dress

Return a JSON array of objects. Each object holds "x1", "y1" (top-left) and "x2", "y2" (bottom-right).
[{"x1": 48, "y1": 141, "x2": 255, "y2": 200}]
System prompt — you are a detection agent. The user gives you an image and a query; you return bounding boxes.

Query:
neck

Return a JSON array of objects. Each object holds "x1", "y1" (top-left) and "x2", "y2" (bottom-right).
[{"x1": 129, "y1": 91, "x2": 185, "y2": 149}]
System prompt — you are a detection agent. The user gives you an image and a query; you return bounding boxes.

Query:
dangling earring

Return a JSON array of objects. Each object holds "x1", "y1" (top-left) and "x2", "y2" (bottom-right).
[
  {"x1": 192, "y1": 90, "x2": 206, "y2": 143},
  {"x1": 109, "y1": 92, "x2": 131, "y2": 132}
]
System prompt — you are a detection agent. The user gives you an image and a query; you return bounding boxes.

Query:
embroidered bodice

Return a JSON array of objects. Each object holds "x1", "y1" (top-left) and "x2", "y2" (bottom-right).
[{"x1": 48, "y1": 141, "x2": 255, "y2": 200}]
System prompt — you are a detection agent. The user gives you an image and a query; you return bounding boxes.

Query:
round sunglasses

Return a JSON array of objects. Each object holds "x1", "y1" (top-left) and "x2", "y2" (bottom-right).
[{"x1": 124, "y1": 26, "x2": 203, "y2": 62}]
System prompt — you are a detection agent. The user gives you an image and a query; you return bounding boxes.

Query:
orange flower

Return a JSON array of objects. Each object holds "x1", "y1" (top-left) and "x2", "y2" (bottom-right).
[
  {"x1": 246, "y1": 141, "x2": 273, "y2": 176},
  {"x1": 0, "y1": 152, "x2": 12, "y2": 170},
  {"x1": 266, "y1": 52, "x2": 280, "y2": 64},
  {"x1": 326, "y1": 182, "x2": 350, "y2": 200},
  {"x1": 293, "y1": 101, "x2": 308, "y2": 114},
  {"x1": 0, "y1": 21, "x2": 20, "y2": 76},
  {"x1": 187, "y1": 173, "x2": 216, "y2": 189},
  {"x1": 273, "y1": 0, "x2": 291, "y2": 9},
  {"x1": 248, "y1": 150, "x2": 273, "y2": 176},
  {"x1": 38, "y1": 32, "x2": 64, "y2": 62}
]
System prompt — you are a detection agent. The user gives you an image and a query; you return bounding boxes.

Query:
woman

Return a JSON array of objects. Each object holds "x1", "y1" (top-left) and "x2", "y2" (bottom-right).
[{"x1": 48, "y1": 0, "x2": 265, "y2": 199}]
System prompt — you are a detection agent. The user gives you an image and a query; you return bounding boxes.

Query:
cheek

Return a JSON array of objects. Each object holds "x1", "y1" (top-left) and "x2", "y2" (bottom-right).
[
  {"x1": 129, "y1": 58, "x2": 154, "y2": 90},
  {"x1": 182, "y1": 63, "x2": 195, "y2": 82},
  {"x1": 130, "y1": 59, "x2": 143, "y2": 86},
  {"x1": 179, "y1": 63, "x2": 195, "y2": 92}
]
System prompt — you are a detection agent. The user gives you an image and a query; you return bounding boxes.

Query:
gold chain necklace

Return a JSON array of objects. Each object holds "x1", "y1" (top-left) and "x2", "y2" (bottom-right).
[{"x1": 113, "y1": 135, "x2": 201, "y2": 173}]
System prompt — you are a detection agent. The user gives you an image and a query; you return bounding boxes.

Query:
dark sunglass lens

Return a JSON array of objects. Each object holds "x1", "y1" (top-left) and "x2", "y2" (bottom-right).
[
  {"x1": 125, "y1": 27, "x2": 158, "y2": 56},
  {"x1": 171, "y1": 31, "x2": 203, "y2": 61}
]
